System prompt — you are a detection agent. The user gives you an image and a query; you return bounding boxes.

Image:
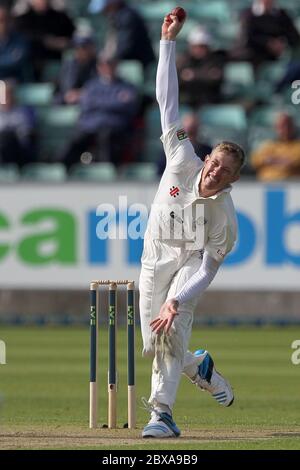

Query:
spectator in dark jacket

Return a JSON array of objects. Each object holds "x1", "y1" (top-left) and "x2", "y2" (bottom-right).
[
  {"x1": 0, "y1": 4, "x2": 30, "y2": 81},
  {"x1": 0, "y1": 80, "x2": 37, "y2": 165},
  {"x1": 276, "y1": 62, "x2": 300, "y2": 93},
  {"x1": 15, "y1": 0, "x2": 75, "y2": 79},
  {"x1": 59, "y1": 52, "x2": 139, "y2": 168},
  {"x1": 0, "y1": 0, "x2": 14, "y2": 10},
  {"x1": 233, "y1": 0, "x2": 300, "y2": 68},
  {"x1": 177, "y1": 26, "x2": 227, "y2": 108},
  {"x1": 55, "y1": 33, "x2": 97, "y2": 105},
  {"x1": 88, "y1": 0, "x2": 155, "y2": 74}
]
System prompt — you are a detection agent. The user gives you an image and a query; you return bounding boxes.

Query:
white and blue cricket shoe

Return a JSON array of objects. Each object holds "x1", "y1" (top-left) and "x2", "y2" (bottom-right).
[
  {"x1": 191, "y1": 349, "x2": 234, "y2": 407},
  {"x1": 142, "y1": 411, "x2": 181, "y2": 438},
  {"x1": 141, "y1": 399, "x2": 181, "y2": 439}
]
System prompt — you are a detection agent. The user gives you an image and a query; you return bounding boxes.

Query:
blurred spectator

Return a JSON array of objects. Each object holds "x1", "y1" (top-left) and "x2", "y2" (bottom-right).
[
  {"x1": 0, "y1": 80, "x2": 37, "y2": 166},
  {"x1": 0, "y1": 4, "x2": 30, "y2": 81},
  {"x1": 88, "y1": 0, "x2": 155, "y2": 74},
  {"x1": 233, "y1": 0, "x2": 300, "y2": 68},
  {"x1": 54, "y1": 33, "x2": 97, "y2": 105},
  {"x1": 276, "y1": 62, "x2": 300, "y2": 93},
  {"x1": 158, "y1": 113, "x2": 212, "y2": 175},
  {"x1": 251, "y1": 112, "x2": 300, "y2": 180},
  {"x1": 177, "y1": 26, "x2": 227, "y2": 108},
  {"x1": 1, "y1": 0, "x2": 14, "y2": 9},
  {"x1": 15, "y1": 0, "x2": 75, "y2": 80},
  {"x1": 59, "y1": 52, "x2": 139, "y2": 168}
]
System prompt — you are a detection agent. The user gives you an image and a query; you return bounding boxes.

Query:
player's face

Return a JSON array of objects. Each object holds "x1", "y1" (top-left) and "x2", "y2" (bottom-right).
[{"x1": 201, "y1": 151, "x2": 240, "y2": 193}]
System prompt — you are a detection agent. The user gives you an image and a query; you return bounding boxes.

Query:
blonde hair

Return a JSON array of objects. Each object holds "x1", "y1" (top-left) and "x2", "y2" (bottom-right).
[{"x1": 212, "y1": 141, "x2": 246, "y2": 170}]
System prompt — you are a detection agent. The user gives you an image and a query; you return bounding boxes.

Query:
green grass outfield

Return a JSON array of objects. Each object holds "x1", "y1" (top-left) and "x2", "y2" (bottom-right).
[{"x1": 0, "y1": 326, "x2": 300, "y2": 450}]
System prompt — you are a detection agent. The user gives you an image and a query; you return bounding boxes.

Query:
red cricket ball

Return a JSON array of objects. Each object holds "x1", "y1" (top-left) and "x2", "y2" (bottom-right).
[{"x1": 170, "y1": 6, "x2": 187, "y2": 22}]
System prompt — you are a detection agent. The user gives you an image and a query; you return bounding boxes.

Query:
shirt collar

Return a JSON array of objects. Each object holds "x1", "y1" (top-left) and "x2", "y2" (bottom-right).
[{"x1": 194, "y1": 167, "x2": 232, "y2": 200}]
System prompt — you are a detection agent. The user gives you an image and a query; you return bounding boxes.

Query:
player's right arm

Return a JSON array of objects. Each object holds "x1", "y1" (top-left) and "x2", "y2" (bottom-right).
[
  {"x1": 156, "y1": 15, "x2": 184, "y2": 134},
  {"x1": 156, "y1": 14, "x2": 200, "y2": 169}
]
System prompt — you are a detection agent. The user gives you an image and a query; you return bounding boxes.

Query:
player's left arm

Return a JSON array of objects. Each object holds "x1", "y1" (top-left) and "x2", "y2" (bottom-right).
[
  {"x1": 150, "y1": 221, "x2": 236, "y2": 334},
  {"x1": 173, "y1": 219, "x2": 236, "y2": 306},
  {"x1": 173, "y1": 251, "x2": 221, "y2": 305},
  {"x1": 150, "y1": 252, "x2": 220, "y2": 335}
]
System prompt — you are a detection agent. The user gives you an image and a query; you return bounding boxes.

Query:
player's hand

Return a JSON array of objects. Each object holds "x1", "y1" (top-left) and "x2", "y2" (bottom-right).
[
  {"x1": 150, "y1": 299, "x2": 179, "y2": 335},
  {"x1": 161, "y1": 15, "x2": 185, "y2": 41}
]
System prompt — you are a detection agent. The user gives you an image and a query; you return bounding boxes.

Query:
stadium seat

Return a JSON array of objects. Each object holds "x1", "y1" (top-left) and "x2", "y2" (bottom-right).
[
  {"x1": 0, "y1": 164, "x2": 20, "y2": 183},
  {"x1": 278, "y1": 0, "x2": 300, "y2": 16},
  {"x1": 145, "y1": 106, "x2": 162, "y2": 140},
  {"x1": 248, "y1": 102, "x2": 300, "y2": 154},
  {"x1": 199, "y1": 105, "x2": 248, "y2": 150},
  {"x1": 176, "y1": 18, "x2": 201, "y2": 40},
  {"x1": 248, "y1": 126, "x2": 276, "y2": 153},
  {"x1": 82, "y1": 12, "x2": 108, "y2": 47},
  {"x1": 38, "y1": 105, "x2": 80, "y2": 127},
  {"x1": 67, "y1": 0, "x2": 89, "y2": 17},
  {"x1": 295, "y1": 16, "x2": 300, "y2": 34},
  {"x1": 37, "y1": 105, "x2": 80, "y2": 159},
  {"x1": 203, "y1": 127, "x2": 247, "y2": 151},
  {"x1": 145, "y1": 105, "x2": 193, "y2": 141},
  {"x1": 249, "y1": 107, "x2": 278, "y2": 128},
  {"x1": 216, "y1": 21, "x2": 240, "y2": 48},
  {"x1": 16, "y1": 83, "x2": 55, "y2": 106},
  {"x1": 200, "y1": 105, "x2": 247, "y2": 131},
  {"x1": 257, "y1": 61, "x2": 288, "y2": 84},
  {"x1": 119, "y1": 162, "x2": 158, "y2": 182},
  {"x1": 117, "y1": 61, "x2": 144, "y2": 87},
  {"x1": 143, "y1": 61, "x2": 157, "y2": 96},
  {"x1": 248, "y1": 60, "x2": 290, "y2": 103},
  {"x1": 41, "y1": 61, "x2": 61, "y2": 83},
  {"x1": 281, "y1": 85, "x2": 300, "y2": 106},
  {"x1": 137, "y1": 2, "x2": 175, "y2": 21},
  {"x1": 223, "y1": 62, "x2": 255, "y2": 99},
  {"x1": 142, "y1": 138, "x2": 164, "y2": 163},
  {"x1": 249, "y1": 105, "x2": 295, "y2": 127},
  {"x1": 228, "y1": 0, "x2": 253, "y2": 10},
  {"x1": 143, "y1": 18, "x2": 164, "y2": 44},
  {"x1": 69, "y1": 162, "x2": 117, "y2": 182},
  {"x1": 187, "y1": 1, "x2": 231, "y2": 23},
  {"x1": 22, "y1": 163, "x2": 67, "y2": 182}
]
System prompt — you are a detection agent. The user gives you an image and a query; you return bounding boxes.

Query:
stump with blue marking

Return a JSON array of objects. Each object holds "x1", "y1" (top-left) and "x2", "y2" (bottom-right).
[{"x1": 89, "y1": 280, "x2": 136, "y2": 429}]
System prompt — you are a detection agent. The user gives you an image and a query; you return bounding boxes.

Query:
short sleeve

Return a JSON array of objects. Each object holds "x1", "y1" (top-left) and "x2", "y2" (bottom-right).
[
  {"x1": 160, "y1": 121, "x2": 201, "y2": 170},
  {"x1": 206, "y1": 224, "x2": 236, "y2": 262}
]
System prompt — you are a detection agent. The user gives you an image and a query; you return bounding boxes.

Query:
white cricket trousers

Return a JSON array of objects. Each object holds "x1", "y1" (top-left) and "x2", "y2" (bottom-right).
[{"x1": 139, "y1": 232, "x2": 202, "y2": 410}]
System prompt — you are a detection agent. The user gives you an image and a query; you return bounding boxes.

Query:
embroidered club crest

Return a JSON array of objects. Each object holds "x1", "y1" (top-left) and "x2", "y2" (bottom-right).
[
  {"x1": 170, "y1": 186, "x2": 180, "y2": 198},
  {"x1": 176, "y1": 129, "x2": 188, "y2": 141}
]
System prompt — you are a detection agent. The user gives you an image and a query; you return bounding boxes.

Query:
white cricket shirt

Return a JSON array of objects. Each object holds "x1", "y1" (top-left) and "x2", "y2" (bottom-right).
[{"x1": 147, "y1": 120, "x2": 237, "y2": 262}]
